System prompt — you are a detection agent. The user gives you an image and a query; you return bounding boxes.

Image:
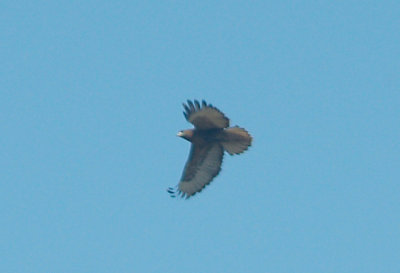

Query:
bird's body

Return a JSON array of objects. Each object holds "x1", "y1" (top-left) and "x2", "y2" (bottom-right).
[
  {"x1": 168, "y1": 100, "x2": 252, "y2": 199},
  {"x1": 178, "y1": 128, "x2": 222, "y2": 143}
]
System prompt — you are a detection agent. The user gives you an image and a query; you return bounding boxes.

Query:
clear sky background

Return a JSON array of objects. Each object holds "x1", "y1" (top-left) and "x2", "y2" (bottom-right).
[{"x1": 1, "y1": 1, "x2": 399, "y2": 273}]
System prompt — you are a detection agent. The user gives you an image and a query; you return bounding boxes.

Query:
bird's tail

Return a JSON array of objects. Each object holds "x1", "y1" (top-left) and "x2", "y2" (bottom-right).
[{"x1": 221, "y1": 126, "x2": 252, "y2": 155}]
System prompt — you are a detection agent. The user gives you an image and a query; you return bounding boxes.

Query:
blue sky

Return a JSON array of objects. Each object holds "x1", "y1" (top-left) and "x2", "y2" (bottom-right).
[{"x1": 1, "y1": 1, "x2": 399, "y2": 272}]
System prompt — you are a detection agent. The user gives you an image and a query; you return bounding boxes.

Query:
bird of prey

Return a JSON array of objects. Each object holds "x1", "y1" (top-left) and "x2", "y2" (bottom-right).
[{"x1": 168, "y1": 100, "x2": 252, "y2": 199}]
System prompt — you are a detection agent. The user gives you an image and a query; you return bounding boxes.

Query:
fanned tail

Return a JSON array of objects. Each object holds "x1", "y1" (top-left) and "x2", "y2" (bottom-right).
[{"x1": 221, "y1": 126, "x2": 252, "y2": 155}]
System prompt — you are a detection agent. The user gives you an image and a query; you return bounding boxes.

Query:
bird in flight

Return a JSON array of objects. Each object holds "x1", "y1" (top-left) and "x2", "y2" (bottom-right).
[{"x1": 168, "y1": 100, "x2": 252, "y2": 199}]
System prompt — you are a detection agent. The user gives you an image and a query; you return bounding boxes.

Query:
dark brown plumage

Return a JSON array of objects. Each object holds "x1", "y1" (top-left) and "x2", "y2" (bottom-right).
[{"x1": 168, "y1": 100, "x2": 252, "y2": 199}]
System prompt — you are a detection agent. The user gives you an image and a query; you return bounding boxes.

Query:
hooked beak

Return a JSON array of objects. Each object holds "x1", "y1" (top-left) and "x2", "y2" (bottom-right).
[{"x1": 177, "y1": 131, "x2": 184, "y2": 137}]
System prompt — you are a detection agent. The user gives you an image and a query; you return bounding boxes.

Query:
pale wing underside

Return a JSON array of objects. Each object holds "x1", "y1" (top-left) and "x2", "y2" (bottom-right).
[
  {"x1": 183, "y1": 100, "x2": 229, "y2": 130},
  {"x1": 168, "y1": 142, "x2": 224, "y2": 198}
]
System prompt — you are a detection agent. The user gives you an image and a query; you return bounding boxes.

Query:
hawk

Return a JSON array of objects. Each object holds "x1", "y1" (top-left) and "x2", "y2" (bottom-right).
[{"x1": 168, "y1": 100, "x2": 252, "y2": 198}]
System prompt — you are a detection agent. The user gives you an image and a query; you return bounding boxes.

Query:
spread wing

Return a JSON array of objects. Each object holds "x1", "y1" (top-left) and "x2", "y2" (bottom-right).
[
  {"x1": 168, "y1": 142, "x2": 224, "y2": 198},
  {"x1": 183, "y1": 100, "x2": 229, "y2": 129}
]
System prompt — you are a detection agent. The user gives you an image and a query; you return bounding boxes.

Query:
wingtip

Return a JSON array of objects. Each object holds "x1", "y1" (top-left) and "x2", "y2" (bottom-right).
[
  {"x1": 194, "y1": 100, "x2": 200, "y2": 110},
  {"x1": 182, "y1": 103, "x2": 191, "y2": 119},
  {"x1": 185, "y1": 99, "x2": 207, "y2": 106},
  {"x1": 167, "y1": 187, "x2": 177, "y2": 198},
  {"x1": 182, "y1": 99, "x2": 209, "y2": 120},
  {"x1": 187, "y1": 100, "x2": 195, "y2": 111},
  {"x1": 167, "y1": 185, "x2": 194, "y2": 199}
]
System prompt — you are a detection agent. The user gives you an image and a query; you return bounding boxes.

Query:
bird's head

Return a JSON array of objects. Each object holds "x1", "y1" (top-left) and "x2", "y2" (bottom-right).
[{"x1": 177, "y1": 129, "x2": 194, "y2": 141}]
